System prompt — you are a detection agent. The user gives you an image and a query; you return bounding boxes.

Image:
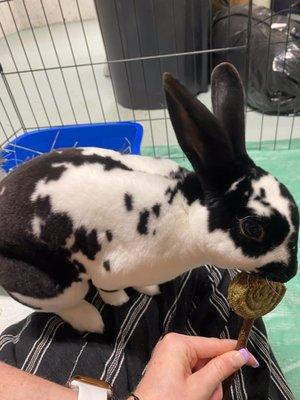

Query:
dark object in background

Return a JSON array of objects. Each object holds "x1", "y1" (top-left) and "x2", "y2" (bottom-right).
[
  {"x1": 94, "y1": 0, "x2": 209, "y2": 109},
  {"x1": 271, "y1": 0, "x2": 300, "y2": 14},
  {"x1": 213, "y1": 5, "x2": 300, "y2": 115}
]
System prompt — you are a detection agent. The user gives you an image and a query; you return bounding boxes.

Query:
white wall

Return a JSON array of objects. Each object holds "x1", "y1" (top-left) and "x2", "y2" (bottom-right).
[
  {"x1": 0, "y1": 0, "x2": 96, "y2": 37},
  {"x1": 254, "y1": 0, "x2": 271, "y2": 7},
  {"x1": 0, "y1": 0, "x2": 272, "y2": 38}
]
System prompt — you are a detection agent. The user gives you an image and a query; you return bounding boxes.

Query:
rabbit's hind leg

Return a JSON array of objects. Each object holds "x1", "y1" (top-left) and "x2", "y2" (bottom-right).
[
  {"x1": 56, "y1": 300, "x2": 104, "y2": 334},
  {"x1": 10, "y1": 280, "x2": 103, "y2": 333}
]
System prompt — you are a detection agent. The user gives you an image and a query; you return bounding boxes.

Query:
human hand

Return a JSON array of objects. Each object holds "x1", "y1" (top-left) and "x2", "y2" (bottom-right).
[{"x1": 132, "y1": 333, "x2": 259, "y2": 400}]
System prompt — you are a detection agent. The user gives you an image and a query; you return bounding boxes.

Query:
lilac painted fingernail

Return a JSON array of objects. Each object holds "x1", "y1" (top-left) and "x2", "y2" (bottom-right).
[
  {"x1": 253, "y1": 361, "x2": 260, "y2": 368},
  {"x1": 239, "y1": 348, "x2": 250, "y2": 363}
]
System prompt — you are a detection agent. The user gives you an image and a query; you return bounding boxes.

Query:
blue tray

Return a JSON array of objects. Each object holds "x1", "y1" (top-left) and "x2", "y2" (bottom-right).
[{"x1": 0, "y1": 122, "x2": 143, "y2": 172}]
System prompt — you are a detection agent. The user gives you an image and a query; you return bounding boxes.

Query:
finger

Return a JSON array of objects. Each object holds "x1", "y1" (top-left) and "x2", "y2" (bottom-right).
[
  {"x1": 154, "y1": 334, "x2": 238, "y2": 372},
  {"x1": 192, "y1": 349, "x2": 259, "y2": 372},
  {"x1": 209, "y1": 384, "x2": 222, "y2": 400},
  {"x1": 180, "y1": 336, "x2": 238, "y2": 359},
  {"x1": 153, "y1": 334, "x2": 236, "y2": 361},
  {"x1": 188, "y1": 349, "x2": 257, "y2": 399}
]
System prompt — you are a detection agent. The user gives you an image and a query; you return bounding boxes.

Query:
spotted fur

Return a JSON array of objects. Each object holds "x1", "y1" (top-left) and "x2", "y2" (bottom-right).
[
  {"x1": 152, "y1": 204, "x2": 161, "y2": 218},
  {"x1": 105, "y1": 230, "x2": 113, "y2": 242},
  {"x1": 0, "y1": 63, "x2": 298, "y2": 333},
  {"x1": 124, "y1": 193, "x2": 134, "y2": 211}
]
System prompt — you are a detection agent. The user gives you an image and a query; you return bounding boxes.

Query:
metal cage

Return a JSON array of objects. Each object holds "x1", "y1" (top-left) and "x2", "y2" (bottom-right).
[
  {"x1": 0, "y1": 0, "x2": 299, "y2": 156},
  {"x1": 0, "y1": 0, "x2": 299, "y2": 396}
]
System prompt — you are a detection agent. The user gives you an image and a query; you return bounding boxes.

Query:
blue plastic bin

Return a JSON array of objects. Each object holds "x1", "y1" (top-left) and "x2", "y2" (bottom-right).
[{"x1": 0, "y1": 122, "x2": 143, "y2": 173}]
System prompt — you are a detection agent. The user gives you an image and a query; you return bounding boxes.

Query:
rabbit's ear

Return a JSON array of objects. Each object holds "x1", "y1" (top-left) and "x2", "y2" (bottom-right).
[
  {"x1": 211, "y1": 62, "x2": 247, "y2": 157},
  {"x1": 163, "y1": 72, "x2": 234, "y2": 186}
]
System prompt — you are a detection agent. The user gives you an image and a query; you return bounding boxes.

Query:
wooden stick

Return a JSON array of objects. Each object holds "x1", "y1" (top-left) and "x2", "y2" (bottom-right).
[{"x1": 222, "y1": 318, "x2": 255, "y2": 400}]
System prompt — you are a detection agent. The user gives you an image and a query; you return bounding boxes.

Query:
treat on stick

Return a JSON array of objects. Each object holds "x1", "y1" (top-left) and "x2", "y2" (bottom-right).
[
  {"x1": 222, "y1": 272, "x2": 286, "y2": 399},
  {"x1": 227, "y1": 271, "x2": 286, "y2": 320}
]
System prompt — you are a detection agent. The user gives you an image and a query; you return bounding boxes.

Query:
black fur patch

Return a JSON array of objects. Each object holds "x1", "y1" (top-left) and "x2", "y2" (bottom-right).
[
  {"x1": 40, "y1": 212, "x2": 73, "y2": 248},
  {"x1": 260, "y1": 188, "x2": 266, "y2": 198},
  {"x1": 137, "y1": 210, "x2": 150, "y2": 235},
  {"x1": 46, "y1": 164, "x2": 67, "y2": 182},
  {"x1": 102, "y1": 157, "x2": 131, "y2": 171},
  {"x1": 179, "y1": 173, "x2": 204, "y2": 206},
  {"x1": 72, "y1": 228, "x2": 101, "y2": 260},
  {"x1": 169, "y1": 167, "x2": 187, "y2": 180},
  {"x1": 73, "y1": 260, "x2": 87, "y2": 273},
  {"x1": 45, "y1": 149, "x2": 133, "y2": 173},
  {"x1": 165, "y1": 186, "x2": 178, "y2": 204},
  {"x1": 153, "y1": 229, "x2": 156, "y2": 235},
  {"x1": 103, "y1": 260, "x2": 111, "y2": 271},
  {"x1": 253, "y1": 187, "x2": 270, "y2": 206},
  {"x1": 0, "y1": 241, "x2": 81, "y2": 298},
  {"x1": 124, "y1": 193, "x2": 133, "y2": 211},
  {"x1": 106, "y1": 230, "x2": 113, "y2": 242},
  {"x1": 258, "y1": 261, "x2": 297, "y2": 282},
  {"x1": 253, "y1": 196, "x2": 270, "y2": 207},
  {"x1": 34, "y1": 196, "x2": 51, "y2": 219},
  {"x1": 152, "y1": 204, "x2": 161, "y2": 218},
  {"x1": 164, "y1": 172, "x2": 204, "y2": 207}
]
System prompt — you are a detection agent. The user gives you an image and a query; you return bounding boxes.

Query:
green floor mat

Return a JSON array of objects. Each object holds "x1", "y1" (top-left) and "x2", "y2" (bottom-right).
[{"x1": 142, "y1": 142, "x2": 300, "y2": 398}]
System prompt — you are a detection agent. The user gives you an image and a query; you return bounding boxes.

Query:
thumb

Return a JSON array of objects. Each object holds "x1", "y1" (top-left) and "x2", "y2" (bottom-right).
[{"x1": 188, "y1": 349, "x2": 253, "y2": 399}]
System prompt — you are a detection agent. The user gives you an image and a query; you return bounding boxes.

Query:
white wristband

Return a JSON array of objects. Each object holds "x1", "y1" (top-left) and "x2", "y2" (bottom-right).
[{"x1": 69, "y1": 379, "x2": 109, "y2": 400}]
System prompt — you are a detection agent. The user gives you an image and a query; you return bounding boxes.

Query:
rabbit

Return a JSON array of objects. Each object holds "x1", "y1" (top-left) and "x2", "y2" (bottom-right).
[{"x1": 0, "y1": 62, "x2": 298, "y2": 334}]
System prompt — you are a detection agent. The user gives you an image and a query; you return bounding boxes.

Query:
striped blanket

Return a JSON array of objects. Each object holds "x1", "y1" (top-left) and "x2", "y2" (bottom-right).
[{"x1": 0, "y1": 266, "x2": 294, "y2": 400}]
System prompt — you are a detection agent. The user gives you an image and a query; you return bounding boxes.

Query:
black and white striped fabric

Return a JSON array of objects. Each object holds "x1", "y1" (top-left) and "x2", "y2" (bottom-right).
[{"x1": 0, "y1": 266, "x2": 294, "y2": 400}]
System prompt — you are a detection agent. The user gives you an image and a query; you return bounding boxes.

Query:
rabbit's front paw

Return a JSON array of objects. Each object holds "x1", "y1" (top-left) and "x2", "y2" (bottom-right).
[
  {"x1": 56, "y1": 300, "x2": 104, "y2": 333},
  {"x1": 99, "y1": 289, "x2": 129, "y2": 306},
  {"x1": 134, "y1": 284, "x2": 161, "y2": 296}
]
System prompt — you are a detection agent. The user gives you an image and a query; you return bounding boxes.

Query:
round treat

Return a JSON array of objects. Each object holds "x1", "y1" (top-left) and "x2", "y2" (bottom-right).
[{"x1": 228, "y1": 272, "x2": 286, "y2": 319}]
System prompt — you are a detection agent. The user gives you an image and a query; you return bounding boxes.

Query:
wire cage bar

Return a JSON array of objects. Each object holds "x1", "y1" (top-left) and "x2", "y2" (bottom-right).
[{"x1": 0, "y1": 0, "x2": 298, "y2": 159}]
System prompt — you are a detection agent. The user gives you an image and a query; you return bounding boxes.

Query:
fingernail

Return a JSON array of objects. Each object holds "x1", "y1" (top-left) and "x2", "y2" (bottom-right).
[
  {"x1": 232, "y1": 348, "x2": 250, "y2": 368},
  {"x1": 253, "y1": 360, "x2": 260, "y2": 368},
  {"x1": 239, "y1": 348, "x2": 251, "y2": 363}
]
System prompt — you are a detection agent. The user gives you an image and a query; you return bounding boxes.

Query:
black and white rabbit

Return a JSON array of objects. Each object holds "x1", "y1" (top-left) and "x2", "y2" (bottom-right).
[{"x1": 0, "y1": 63, "x2": 298, "y2": 333}]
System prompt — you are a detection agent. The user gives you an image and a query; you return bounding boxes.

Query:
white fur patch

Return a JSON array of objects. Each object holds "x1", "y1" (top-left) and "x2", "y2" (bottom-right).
[
  {"x1": 52, "y1": 162, "x2": 71, "y2": 168},
  {"x1": 248, "y1": 175, "x2": 293, "y2": 228},
  {"x1": 0, "y1": 186, "x2": 6, "y2": 195},
  {"x1": 227, "y1": 177, "x2": 245, "y2": 193},
  {"x1": 31, "y1": 215, "x2": 43, "y2": 237},
  {"x1": 65, "y1": 234, "x2": 75, "y2": 249}
]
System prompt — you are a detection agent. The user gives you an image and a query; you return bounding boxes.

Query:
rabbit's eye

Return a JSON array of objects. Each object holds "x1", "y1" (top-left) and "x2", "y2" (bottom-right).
[{"x1": 240, "y1": 219, "x2": 264, "y2": 242}]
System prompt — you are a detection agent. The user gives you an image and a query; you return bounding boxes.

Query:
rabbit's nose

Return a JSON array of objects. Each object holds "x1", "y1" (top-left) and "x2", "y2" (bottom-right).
[{"x1": 258, "y1": 261, "x2": 298, "y2": 283}]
